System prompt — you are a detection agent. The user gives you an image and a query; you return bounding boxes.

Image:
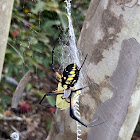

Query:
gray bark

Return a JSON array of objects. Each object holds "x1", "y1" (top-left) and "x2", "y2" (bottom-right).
[
  {"x1": 0, "y1": 0, "x2": 14, "y2": 80},
  {"x1": 47, "y1": 0, "x2": 140, "y2": 140}
]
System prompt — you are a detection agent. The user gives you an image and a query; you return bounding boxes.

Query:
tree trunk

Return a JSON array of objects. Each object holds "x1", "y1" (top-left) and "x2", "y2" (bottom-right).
[
  {"x1": 0, "y1": 0, "x2": 14, "y2": 80},
  {"x1": 47, "y1": 0, "x2": 140, "y2": 140}
]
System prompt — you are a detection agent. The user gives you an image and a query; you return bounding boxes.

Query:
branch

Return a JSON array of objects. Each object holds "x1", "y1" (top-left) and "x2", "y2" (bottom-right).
[
  {"x1": 12, "y1": 70, "x2": 32, "y2": 109},
  {"x1": 0, "y1": 114, "x2": 24, "y2": 121},
  {"x1": 1, "y1": 74, "x2": 18, "y2": 86}
]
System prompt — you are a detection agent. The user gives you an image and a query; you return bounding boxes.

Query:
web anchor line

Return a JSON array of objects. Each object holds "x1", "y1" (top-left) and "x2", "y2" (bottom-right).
[{"x1": 65, "y1": 0, "x2": 82, "y2": 139}]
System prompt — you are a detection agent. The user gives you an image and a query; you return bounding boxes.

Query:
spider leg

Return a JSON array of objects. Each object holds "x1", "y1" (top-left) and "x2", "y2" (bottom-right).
[
  {"x1": 71, "y1": 85, "x2": 88, "y2": 93},
  {"x1": 55, "y1": 72, "x2": 61, "y2": 79},
  {"x1": 39, "y1": 90, "x2": 64, "y2": 105},
  {"x1": 70, "y1": 95, "x2": 89, "y2": 127},
  {"x1": 79, "y1": 54, "x2": 88, "y2": 71},
  {"x1": 51, "y1": 46, "x2": 62, "y2": 79},
  {"x1": 61, "y1": 96, "x2": 70, "y2": 103},
  {"x1": 52, "y1": 46, "x2": 56, "y2": 73},
  {"x1": 70, "y1": 88, "x2": 106, "y2": 127},
  {"x1": 55, "y1": 65, "x2": 63, "y2": 82},
  {"x1": 65, "y1": 98, "x2": 70, "y2": 103},
  {"x1": 55, "y1": 78, "x2": 60, "y2": 82}
]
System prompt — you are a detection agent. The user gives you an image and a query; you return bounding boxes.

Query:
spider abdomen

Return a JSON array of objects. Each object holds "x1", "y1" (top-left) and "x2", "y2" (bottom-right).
[{"x1": 61, "y1": 63, "x2": 79, "y2": 89}]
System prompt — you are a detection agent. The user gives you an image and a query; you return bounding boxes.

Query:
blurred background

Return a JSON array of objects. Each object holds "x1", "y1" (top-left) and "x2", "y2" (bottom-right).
[
  {"x1": 0, "y1": 0, "x2": 90, "y2": 139},
  {"x1": 0, "y1": 0, "x2": 139, "y2": 139}
]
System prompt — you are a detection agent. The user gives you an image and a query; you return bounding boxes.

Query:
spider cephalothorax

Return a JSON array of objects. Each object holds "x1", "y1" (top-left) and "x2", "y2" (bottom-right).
[{"x1": 39, "y1": 46, "x2": 104, "y2": 127}]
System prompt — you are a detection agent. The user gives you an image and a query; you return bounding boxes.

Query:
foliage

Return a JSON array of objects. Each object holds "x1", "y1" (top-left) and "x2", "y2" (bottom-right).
[
  {"x1": 2, "y1": 0, "x2": 90, "y2": 114},
  {"x1": 6, "y1": 0, "x2": 66, "y2": 79},
  {"x1": 0, "y1": 0, "x2": 90, "y2": 135},
  {"x1": 4, "y1": 0, "x2": 90, "y2": 79}
]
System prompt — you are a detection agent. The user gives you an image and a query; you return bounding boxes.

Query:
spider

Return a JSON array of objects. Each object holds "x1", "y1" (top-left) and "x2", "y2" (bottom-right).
[{"x1": 39, "y1": 46, "x2": 103, "y2": 127}]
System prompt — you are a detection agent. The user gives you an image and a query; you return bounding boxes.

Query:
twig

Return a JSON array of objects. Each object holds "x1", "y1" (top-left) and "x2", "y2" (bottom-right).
[
  {"x1": 0, "y1": 114, "x2": 24, "y2": 121},
  {"x1": 1, "y1": 74, "x2": 18, "y2": 86},
  {"x1": 12, "y1": 70, "x2": 32, "y2": 109}
]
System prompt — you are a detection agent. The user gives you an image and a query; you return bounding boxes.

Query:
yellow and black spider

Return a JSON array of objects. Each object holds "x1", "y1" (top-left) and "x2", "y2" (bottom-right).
[{"x1": 39, "y1": 46, "x2": 101, "y2": 127}]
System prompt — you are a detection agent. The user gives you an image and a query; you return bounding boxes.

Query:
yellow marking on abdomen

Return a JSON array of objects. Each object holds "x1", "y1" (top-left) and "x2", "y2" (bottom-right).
[
  {"x1": 67, "y1": 77, "x2": 73, "y2": 81},
  {"x1": 71, "y1": 74, "x2": 75, "y2": 77},
  {"x1": 70, "y1": 71, "x2": 75, "y2": 74},
  {"x1": 65, "y1": 81, "x2": 70, "y2": 84},
  {"x1": 63, "y1": 85, "x2": 68, "y2": 89}
]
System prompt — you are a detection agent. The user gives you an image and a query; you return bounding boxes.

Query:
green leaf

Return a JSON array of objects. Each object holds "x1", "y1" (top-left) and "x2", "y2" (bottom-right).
[
  {"x1": 45, "y1": 20, "x2": 60, "y2": 28},
  {"x1": 38, "y1": 35, "x2": 50, "y2": 44},
  {"x1": 31, "y1": 0, "x2": 46, "y2": 14},
  {"x1": 26, "y1": 83, "x2": 32, "y2": 91},
  {"x1": 30, "y1": 37, "x2": 38, "y2": 45},
  {"x1": 46, "y1": 120, "x2": 53, "y2": 131},
  {"x1": 0, "y1": 108, "x2": 4, "y2": 114},
  {"x1": 47, "y1": 96, "x2": 55, "y2": 106},
  {"x1": 26, "y1": 50, "x2": 33, "y2": 57},
  {"x1": 59, "y1": 14, "x2": 68, "y2": 31},
  {"x1": 46, "y1": 1, "x2": 59, "y2": 10},
  {"x1": 1, "y1": 95, "x2": 12, "y2": 109}
]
